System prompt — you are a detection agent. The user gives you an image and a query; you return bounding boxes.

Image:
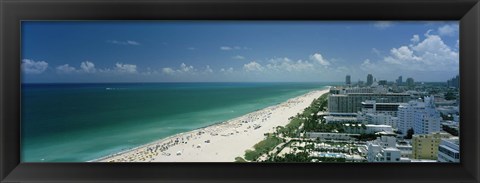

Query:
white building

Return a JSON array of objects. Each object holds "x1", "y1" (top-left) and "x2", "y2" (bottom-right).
[
  {"x1": 365, "y1": 113, "x2": 398, "y2": 128},
  {"x1": 343, "y1": 124, "x2": 393, "y2": 134},
  {"x1": 413, "y1": 96, "x2": 441, "y2": 134},
  {"x1": 365, "y1": 124, "x2": 393, "y2": 134},
  {"x1": 397, "y1": 144, "x2": 413, "y2": 158},
  {"x1": 397, "y1": 96, "x2": 441, "y2": 135},
  {"x1": 361, "y1": 100, "x2": 404, "y2": 117},
  {"x1": 437, "y1": 137, "x2": 460, "y2": 162},
  {"x1": 373, "y1": 148, "x2": 403, "y2": 162},
  {"x1": 398, "y1": 100, "x2": 424, "y2": 134},
  {"x1": 366, "y1": 136, "x2": 407, "y2": 162},
  {"x1": 324, "y1": 116, "x2": 363, "y2": 124}
]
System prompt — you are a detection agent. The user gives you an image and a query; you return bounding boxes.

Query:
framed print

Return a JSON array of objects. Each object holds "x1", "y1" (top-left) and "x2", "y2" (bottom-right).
[{"x1": 1, "y1": 0, "x2": 479, "y2": 182}]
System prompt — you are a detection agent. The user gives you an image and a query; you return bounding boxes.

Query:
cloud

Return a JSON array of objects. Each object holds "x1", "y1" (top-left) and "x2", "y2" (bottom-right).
[
  {"x1": 141, "y1": 67, "x2": 160, "y2": 75},
  {"x1": 373, "y1": 21, "x2": 393, "y2": 29},
  {"x1": 265, "y1": 57, "x2": 314, "y2": 72},
  {"x1": 54, "y1": 61, "x2": 141, "y2": 75},
  {"x1": 80, "y1": 61, "x2": 96, "y2": 73},
  {"x1": 371, "y1": 48, "x2": 381, "y2": 56},
  {"x1": 220, "y1": 46, "x2": 233, "y2": 50},
  {"x1": 162, "y1": 67, "x2": 175, "y2": 75},
  {"x1": 161, "y1": 63, "x2": 199, "y2": 75},
  {"x1": 310, "y1": 53, "x2": 331, "y2": 66},
  {"x1": 204, "y1": 65, "x2": 213, "y2": 73},
  {"x1": 438, "y1": 24, "x2": 458, "y2": 36},
  {"x1": 385, "y1": 46, "x2": 421, "y2": 64},
  {"x1": 114, "y1": 63, "x2": 137, "y2": 73},
  {"x1": 232, "y1": 55, "x2": 245, "y2": 60},
  {"x1": 56, "y1": 64, "x2": 77, "y2": 73},
  {"x1": 107, "y1": 40, "x2": 141, "y2": 46},
  {"x1": 179, "y1": 63, "x2": 194, "y2": 73},
  {"x1": 365, "y1": 31, "x2": 458, "y2": 73},
  {"x1": 411, "y1": 35, "x2": 420, "y2": 43},
  {"x1": 220, "y1": 46, "x2": 248, "y2": 51},
  {"x1": 220, "y1": 67, "x2": 234, "y2": 73},
  {"x1": 187, "y1": 47, "x2": 196, "y2": 50},
  {"x1": 235, "y1": 52, "x2": 333, "y2": 75},
  {"x1": 22, "y1": 59, "x2": 48, "y2": 74},
  {"x1": 360, "y1": 59, "x2": 376, "y2": 70},
  {"x1": 243, "y1": 61, "x2": 263, "y2": 72}
]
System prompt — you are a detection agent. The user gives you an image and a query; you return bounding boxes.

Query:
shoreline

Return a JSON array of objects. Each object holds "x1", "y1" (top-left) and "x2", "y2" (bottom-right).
[{"x1": 94, "y1": 87, "x2": 330, "y2": 162}]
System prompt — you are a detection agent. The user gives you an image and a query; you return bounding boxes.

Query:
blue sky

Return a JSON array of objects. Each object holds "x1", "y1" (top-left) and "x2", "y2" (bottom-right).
[{"x1": 21, "y1": 21, "x2": 459, "y2": 83}]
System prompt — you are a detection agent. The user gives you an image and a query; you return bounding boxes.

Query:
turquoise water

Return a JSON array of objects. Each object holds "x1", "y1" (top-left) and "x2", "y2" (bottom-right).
[{"x1": 21, "y1": 82, "x2": 331, "y2": 162}]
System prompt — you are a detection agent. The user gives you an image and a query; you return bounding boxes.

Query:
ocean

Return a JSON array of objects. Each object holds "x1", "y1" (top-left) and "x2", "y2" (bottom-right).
[{"x1": 21, "y1": 82, "x2": 332, "y2": 162}]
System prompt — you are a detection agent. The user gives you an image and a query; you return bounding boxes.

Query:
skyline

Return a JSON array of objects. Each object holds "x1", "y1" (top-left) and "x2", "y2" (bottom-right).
[{"x1": 21, "y1": 21, "x2": 459, "y2": 83}]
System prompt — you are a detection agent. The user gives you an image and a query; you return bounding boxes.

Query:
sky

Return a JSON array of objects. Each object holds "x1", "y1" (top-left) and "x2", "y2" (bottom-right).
[{"x1": 21, "y1": 21, "x2": 459, "y2": 83}]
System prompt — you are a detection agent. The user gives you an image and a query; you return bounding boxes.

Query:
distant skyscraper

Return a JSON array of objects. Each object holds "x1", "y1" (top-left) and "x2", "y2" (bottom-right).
[
  {"x1": 447, "y1": 75, "x2": 459, "y2": 88},
  {"x1": 406, "y1": 78, "x2": 414, "y2": 88},
  {"x1": 346, "y1": 75, "x2": 351, "y2": 85},
  {"x1": 367, "y1": 74, "x2": 373, "y2": 86},
  {"x1": 396, "y1": 76, "x2": 403, "y2": 85}
]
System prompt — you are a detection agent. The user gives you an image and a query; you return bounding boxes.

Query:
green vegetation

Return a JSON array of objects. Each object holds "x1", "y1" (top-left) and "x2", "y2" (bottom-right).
[
  {"x1": 405, "y1": 128, "x2": 414, "y2": 139},
  {"x1": 244, "y1": 134, "x2": 283, "y2": 161},
  {"x1": 302, "y1": 93, "x2": 346, "y2": 133},
  {"x1": 263, "y1": 152, "x2": 347, "y2": 163},
  {"x1": 305, "y1": 121, "x2": 346, "y2": 133},
  {"x1": 444, "y1": 91, "x2": 457, "y2": 100},
  {"x1": 277, "y1": 117, "x2": 303, "y2": 137},
  {"x1": 440, "y1": 113, "x2": 454, "y2": 120},
  {"x1": 234, "y1": 157, "x2": 247, "y2": 162},
  {"x1": 264, "y1": 152, "x2": 311, "y2": 162}
]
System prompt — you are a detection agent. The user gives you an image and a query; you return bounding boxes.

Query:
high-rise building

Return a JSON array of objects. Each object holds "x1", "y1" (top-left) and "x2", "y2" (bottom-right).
[
  {"x1": 396, "y1": 76, "x2": 403, "y2": 86},
  {"x1": 412, "y1": 132, "x2": 451, "y2": 160},
  {"x1": 367, "y1": 74, "x2": 373, "y2": 86},
  {"x1": 345, "y1": 75, "x2": 351, "y2": 85},
  {"x1": 447, "y1": 75, "x2": 459, "y2": 88},
  {"x1": 328, "y1": 93, "x2": 411, "y2": 113},
  {"x1": 406, "y1": 78, "x2": 415, "y2": 88},
  {"x1": 361, "y1": 100, "x2": 403, "y2": 117},
  {"x1": 397, "y1": 96, "x2": 441, "y2": 135}
]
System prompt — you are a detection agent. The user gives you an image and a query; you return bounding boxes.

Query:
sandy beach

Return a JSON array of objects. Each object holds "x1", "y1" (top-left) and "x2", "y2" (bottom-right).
[{"x1": 95, "y1": 87, "x2": 330, "y2": 162}]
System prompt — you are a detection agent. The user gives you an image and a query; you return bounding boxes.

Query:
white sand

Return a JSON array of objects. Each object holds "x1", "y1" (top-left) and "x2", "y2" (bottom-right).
[{"x1": 96, "y1": 88, "x2": 330, "y2": 162}]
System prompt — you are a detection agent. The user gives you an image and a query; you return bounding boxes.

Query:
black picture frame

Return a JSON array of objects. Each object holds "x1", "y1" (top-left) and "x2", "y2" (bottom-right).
[{"x1": 1, "y1": 0, "x2": 479, "y2": 182}]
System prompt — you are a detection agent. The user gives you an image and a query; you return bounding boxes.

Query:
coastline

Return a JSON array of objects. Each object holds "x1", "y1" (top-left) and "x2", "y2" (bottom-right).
[{"x1": 94, "y1": 87, "x2": 330, "y2": 162}]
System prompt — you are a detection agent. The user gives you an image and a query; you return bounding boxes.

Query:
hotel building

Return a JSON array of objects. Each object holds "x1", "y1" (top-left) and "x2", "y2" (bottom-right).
[
  {"x1": 412, "y1": 132, "x2": 451, "y2": 160},
  {"x1": 397, "y1": 96, "x2": 441, "y2": 134},
  {"x1": 328, "y1": 93, "x2": 410, "y2": 113},
  {"x1": 361, "y1": 100, "x2": 403, "y2": 117},
  {"x1": 365, "y1": 113, "x2": 398, "y2": 128}
]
